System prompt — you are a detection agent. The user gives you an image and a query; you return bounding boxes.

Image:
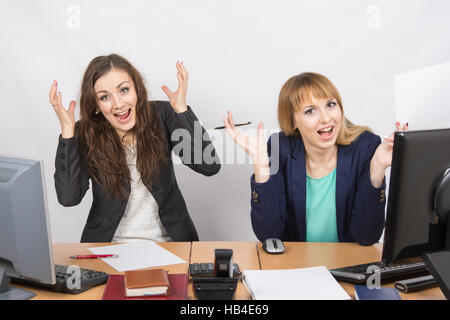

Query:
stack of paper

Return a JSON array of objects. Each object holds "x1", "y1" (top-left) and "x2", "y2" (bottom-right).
[{"x1": 242, "y1": 266, "x2": 350, "y2": 300}]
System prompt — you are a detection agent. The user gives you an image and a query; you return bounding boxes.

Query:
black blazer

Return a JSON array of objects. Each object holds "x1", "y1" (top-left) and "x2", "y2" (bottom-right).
[{"x1": 54, "y1": 101, "x2": 221, "y2": 242}]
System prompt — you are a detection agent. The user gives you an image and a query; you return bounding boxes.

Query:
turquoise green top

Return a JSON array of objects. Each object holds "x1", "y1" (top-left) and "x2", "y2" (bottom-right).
[{"x1": 305, "y1": 168, "x2": 339, "y2": 242}]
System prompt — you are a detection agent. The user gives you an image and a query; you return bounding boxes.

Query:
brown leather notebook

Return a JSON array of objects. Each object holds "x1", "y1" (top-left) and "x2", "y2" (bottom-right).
[
  {"x1": 102, "y1": 274, "x2": 188, "y2": 300},
  {"x1": 124, "y1": 268, "x2": 170, "y2": 297}
]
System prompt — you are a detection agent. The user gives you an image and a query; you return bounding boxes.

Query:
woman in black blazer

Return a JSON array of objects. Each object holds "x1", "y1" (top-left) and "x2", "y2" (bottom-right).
[{"x1": 49, "y1": 54, "x2": 220, "y2": 242}]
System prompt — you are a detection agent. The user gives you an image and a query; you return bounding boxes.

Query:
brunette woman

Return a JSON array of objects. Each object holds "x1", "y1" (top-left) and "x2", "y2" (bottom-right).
[{"x1": 50, "y1": 54, "x2": 220, "y2": 242}]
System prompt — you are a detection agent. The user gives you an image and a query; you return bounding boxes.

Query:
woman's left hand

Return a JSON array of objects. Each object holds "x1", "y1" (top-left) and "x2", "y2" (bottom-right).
[
  {"x1": 162, "y1": 61, "x2": 189, "y2": 113},
  {"x1": 370, "y1": 122, "x2": 409, "y2": 188}
]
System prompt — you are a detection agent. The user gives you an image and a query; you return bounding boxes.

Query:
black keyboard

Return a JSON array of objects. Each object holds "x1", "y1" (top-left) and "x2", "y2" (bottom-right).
[
  {"x1": 329, "y1": 261, "x2": 430, "y2": 284},
  {"x1": 13, "y1": 264, "x2": 109, "y2": 294}
]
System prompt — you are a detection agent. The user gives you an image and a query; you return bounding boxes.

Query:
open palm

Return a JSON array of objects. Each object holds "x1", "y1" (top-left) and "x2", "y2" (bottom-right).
[
  {"x1": 161, "y1": 61, "x2": 188, "y2": 113},
  {"x1": 223, "y1": 111, "x2": 269, "y2": 166},
  {"x1": 49, "y1": 80, "x2": 76, "y2": 138}
]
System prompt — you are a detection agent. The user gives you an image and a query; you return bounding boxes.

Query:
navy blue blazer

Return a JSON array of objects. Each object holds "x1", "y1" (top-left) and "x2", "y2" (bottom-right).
[{"x1": 250, "y1": 131, "x2": 386, "y2": 246}]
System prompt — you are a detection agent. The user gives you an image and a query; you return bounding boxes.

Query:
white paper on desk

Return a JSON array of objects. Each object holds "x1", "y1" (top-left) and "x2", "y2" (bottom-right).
[
  {"x1": 88, "y1": 241, "x2": 186, "y2": 272},
  {"x1": 242, "y1": 266, "x2": 350, "y2": 300}
]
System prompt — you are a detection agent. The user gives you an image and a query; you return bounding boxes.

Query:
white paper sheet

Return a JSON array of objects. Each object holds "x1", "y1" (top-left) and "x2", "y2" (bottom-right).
[
  {"x1": 242, "y1": 266, "x2": 350, "y2": 300},
  {"x1": 395, "y1": 61, "x2": 450, "y2": 130},
  {"x1": 88, "y1": 241, "x2": 186, "y2": 272}
]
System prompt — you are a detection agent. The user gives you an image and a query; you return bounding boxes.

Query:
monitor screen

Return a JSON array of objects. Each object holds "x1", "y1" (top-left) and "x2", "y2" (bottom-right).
[
  {"x1": 0, "y1": 156, "x2": 55, "y2": 300},
  {"x1": 382, "y1": 129, "x2": 450, "y2": 265}
]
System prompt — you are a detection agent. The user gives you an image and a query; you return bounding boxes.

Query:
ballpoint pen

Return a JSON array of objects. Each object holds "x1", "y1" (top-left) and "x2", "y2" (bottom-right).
[
  {"x1": 70, "y1": 254, "x2": 119, "y2": 259},
  {"x1": 214, "y1": 121, "x2": 252, "y2": 130}
]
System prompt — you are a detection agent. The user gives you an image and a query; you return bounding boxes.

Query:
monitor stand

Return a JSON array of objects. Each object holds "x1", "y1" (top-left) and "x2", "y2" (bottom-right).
[
  {"x1": 0, "y1": 267, "x2": 36, "y2": 300},
  {"x1": 423, "y1": 250, "x2": 450, "y2": 299},
  {"x1": 423, "y1": 212, "x2": 450, "y2": 300}
]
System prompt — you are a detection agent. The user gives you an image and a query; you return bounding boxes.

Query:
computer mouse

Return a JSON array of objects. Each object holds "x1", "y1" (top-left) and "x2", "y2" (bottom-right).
[{"x1": 262, "y1": 238, "x2": 285, "y2": 254}]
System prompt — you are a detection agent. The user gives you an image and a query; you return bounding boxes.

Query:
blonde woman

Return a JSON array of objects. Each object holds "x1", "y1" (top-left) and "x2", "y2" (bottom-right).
[{"x1": 223, "y1": 72, "x2": 407, "y2": 245}]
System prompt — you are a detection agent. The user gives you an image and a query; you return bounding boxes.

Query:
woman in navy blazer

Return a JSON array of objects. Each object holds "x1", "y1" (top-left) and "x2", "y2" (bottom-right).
[{"x1": 223, "y1": 72, "x2": 408, "y2": 246}]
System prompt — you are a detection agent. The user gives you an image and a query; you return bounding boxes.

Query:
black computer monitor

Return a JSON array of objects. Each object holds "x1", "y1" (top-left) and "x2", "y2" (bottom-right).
[
  {"x1": 382, "y1": 128, "x2": 450, "y2": 265},
  {"x1": 0, "y1": 156, "x2": 55, "y2": 300}
]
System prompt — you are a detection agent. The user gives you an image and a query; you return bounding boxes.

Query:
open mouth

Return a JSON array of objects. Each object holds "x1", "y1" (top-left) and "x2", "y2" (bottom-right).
[
  {"x1": 114, "y1": 109, "x2": 131, "y2": 122},
  {"x1": 317, "y1": 126, "x2": 334, "y2": 139}
]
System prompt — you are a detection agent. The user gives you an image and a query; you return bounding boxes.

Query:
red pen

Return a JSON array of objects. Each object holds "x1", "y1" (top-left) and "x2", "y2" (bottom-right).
[{"x1": 70, "y1": 254, "x2": 119, "y2": 259}]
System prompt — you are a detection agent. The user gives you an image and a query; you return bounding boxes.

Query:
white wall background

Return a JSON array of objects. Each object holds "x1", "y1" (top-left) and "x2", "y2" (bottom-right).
[{"x1": 1, "y1": 0, "x2": 449, "y2": 242}]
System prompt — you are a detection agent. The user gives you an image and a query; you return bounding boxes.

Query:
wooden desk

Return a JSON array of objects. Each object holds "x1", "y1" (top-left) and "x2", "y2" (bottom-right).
[
  {"x1": 189, "y1": 241, "x2": 260, "y2": 300},
  {"x1": 257, "y1": 242, "x2": 445, "y2": 300},
  {"x1": 16, "y1": 242, "x2": 191, "y2": 300},
  {"x1": 14, "y1": 242, "x2": 445, "y2": 300}
]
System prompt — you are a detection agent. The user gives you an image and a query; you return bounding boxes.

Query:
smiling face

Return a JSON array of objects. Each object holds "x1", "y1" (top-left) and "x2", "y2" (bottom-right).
[
  {"x1": 94, "y1": 68, "x2": 137, "y2": 139},
  {"x1": 293, "y1": 95, "x2": 342, "y2": 151}
]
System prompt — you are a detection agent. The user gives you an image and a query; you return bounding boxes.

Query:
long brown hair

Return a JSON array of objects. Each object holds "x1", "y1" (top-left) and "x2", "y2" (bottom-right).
[
  {"x1": 278, "y1": 72, "x2": 371, "y2": 145},
  {"x1": 75, "y1": 54, "x2": 167, "y2": 198}
]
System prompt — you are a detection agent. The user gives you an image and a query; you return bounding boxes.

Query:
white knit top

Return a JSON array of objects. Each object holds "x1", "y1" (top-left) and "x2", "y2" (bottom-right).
[{"x1": 112, "y1": 143, "x2": 172, "y2": 243}]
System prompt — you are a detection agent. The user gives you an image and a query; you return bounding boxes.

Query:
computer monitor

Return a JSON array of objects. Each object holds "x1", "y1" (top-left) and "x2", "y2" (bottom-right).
[
  {"x1": 0, "y1": 155, "x2": 55, "y2": 300},
  {"x1": 382, "y1": 128, "x2": 450, "y2": 265}
]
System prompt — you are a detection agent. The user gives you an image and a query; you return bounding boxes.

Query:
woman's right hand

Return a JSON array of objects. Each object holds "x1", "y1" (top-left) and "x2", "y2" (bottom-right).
[
  {"x1": 223, "y1": 111, "x2": 270, "y2": 183},
  {"x1": 49, "y1": 80, "x2": 76, "y2": 138}
]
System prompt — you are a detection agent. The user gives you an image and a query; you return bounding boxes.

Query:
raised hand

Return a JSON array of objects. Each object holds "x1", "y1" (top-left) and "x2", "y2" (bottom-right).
[
  {"x1": 49, "y1": 80, "x2": 76, "y2": 138},
  {"x1": 374, "y1": 121, "x2": 409, "y2": 169},
  {"x1": 370, "y1": 121, "x2": 409, "y2": 187},
  {"x1": 161, "y1": 61, "x2": 188, "y2": 113},
  {"x1": 223, "y1": 111, "x2": 270, "y2": 183}
]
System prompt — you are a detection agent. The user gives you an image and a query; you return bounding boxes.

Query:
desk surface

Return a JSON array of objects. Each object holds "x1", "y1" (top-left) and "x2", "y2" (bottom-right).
[
  {"x1": 19, "y1": 242, "x2": 191, "y2": 300},
  {"x1": 14, "y1": 242, "x2": 445, "y2": 300},
  {"x1": 257, "y1": 242, "x2": 444, "y2": 300}
]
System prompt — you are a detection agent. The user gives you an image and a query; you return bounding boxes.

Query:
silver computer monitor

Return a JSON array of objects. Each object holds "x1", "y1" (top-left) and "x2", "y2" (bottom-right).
[{"x1": 0, "y1": 155, "x2": 55, "y2": 300}]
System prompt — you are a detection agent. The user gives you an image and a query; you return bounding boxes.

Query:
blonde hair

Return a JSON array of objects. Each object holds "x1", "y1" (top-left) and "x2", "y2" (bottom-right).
[{"x1": 278, "y1": 72, "x2": 371, "y2": 146}]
